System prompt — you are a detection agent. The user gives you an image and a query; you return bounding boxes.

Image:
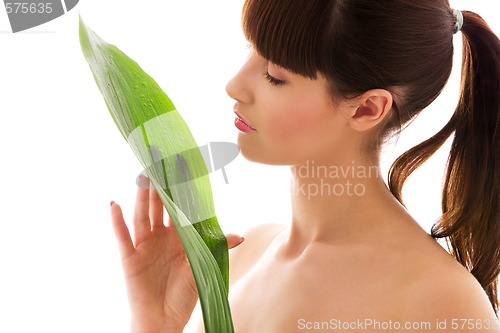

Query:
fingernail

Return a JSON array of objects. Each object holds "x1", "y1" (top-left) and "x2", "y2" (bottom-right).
[
  {"x1": 136, "y1": 171, "x2": 151, "y2": 189},
  {"x1": 236, "y1": 237, "x2": 245, "y2": 246},
  {"x1": 227, "y1": 234, "x2": 244, "y2": 245},
  {"x1": 110, "y1": 201, "x2": 115, "y2": 207}
]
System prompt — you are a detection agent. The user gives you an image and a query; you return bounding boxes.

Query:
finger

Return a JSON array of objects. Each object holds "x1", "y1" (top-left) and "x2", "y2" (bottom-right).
[
  {"x1": 110, "y1": 201, "x2": 135, "y2": 258},
  {"x1": 167, "y1": 216, "x2": 173, "y2": 227},
  {"x1": 133, "y1": 185, "x2": 151, "y2": 246},
  {"x1": 226, "y1": 234, "x2": 245, "y2": 249},
  {"x1": 136, "y1": 170, "x2": 151, "y2": 189},
  {"x1": 149, "y1": 186, "x2": 164, "y2": 229}
]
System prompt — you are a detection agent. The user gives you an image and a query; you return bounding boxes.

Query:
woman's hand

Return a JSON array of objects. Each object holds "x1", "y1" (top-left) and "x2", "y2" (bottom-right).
[{"x1": 110, "y1": 177, "x2": 244, "y2": 333}]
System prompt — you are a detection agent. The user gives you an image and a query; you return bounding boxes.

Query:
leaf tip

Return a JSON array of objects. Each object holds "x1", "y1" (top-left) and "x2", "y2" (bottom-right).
[{"x1": 78, "y1": 14, "x2": 90, "y2": 52}]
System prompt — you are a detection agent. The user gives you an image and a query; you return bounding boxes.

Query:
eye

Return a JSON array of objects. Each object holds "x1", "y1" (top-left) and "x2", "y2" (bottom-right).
[{"x1": 265, "y1": 71, "x2": 286, "y2": 86}]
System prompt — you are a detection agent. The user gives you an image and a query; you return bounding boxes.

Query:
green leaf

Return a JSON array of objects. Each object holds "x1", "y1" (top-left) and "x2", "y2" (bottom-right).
[{"x1": 79, "y1": 15, "x2": 233, "y2": 333}]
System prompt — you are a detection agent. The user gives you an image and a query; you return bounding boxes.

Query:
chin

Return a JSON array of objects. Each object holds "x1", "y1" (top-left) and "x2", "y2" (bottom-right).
[
  {"x1": 238, "y1": 143, "x2": 290, "y2": 166},
  {"x1": 238, "y1": 144, "x2": 267, "y2": 164},
  {"x1": 237, "y1": 133, "x2": 303, "y2": 165}
]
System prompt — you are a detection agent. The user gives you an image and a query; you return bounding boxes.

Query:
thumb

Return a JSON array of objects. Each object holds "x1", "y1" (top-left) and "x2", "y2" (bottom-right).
[{"x1": 226, "y1": 234, "x2": 245, "y2": 249}]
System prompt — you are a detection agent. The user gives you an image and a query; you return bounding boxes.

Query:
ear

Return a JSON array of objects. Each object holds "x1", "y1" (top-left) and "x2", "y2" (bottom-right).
[{"x1": 348, "y1": 89, "x2": 393, "y2": 132}]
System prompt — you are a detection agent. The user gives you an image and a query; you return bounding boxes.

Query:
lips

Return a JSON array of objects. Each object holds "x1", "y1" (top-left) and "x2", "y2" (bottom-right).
[{"x1": 234, "y1": 111, "x2": 256, "y2": 133}]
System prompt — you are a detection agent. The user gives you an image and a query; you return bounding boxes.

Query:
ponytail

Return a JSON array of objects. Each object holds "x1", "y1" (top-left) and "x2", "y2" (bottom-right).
[{"x1": 389, "y1": 11, "x2": 500, "y2": 314}]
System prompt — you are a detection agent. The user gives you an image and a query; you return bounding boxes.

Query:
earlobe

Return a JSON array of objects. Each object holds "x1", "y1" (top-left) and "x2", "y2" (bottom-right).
[{"x1": 350, "y1": 89, "x2": 393, "y2": 132}]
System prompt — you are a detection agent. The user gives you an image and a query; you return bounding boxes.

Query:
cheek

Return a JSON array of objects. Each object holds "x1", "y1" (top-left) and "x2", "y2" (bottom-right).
[{"x1": 263, "y1": 97, "x2": 331, "y2": 143}]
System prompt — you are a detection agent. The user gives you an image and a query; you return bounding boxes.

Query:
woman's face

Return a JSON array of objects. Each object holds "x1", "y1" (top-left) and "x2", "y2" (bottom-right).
[{"x1": 226, "y1": 48, "x2": 353, "y2": 166}]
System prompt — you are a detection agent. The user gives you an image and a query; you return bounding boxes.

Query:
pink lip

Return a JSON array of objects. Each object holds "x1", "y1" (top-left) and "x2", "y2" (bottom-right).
[{"x1": 234, "y1": 111, "x2": 256, "y2": 133}]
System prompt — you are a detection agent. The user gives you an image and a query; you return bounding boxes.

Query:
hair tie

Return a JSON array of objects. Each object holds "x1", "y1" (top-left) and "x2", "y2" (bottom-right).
[{"x1": 452, "y1": 9, "x2": 463, "y2": 34}]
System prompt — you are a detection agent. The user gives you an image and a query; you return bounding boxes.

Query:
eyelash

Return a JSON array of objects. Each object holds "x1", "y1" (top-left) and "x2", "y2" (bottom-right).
[{"x1": 265, "y1": 71, "x2": 286, "y2": 86}]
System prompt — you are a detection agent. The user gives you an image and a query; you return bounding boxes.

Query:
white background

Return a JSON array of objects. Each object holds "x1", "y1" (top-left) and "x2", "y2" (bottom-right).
[{"x1": 0, "y1": 1, "x2": 497, "y2": 332}]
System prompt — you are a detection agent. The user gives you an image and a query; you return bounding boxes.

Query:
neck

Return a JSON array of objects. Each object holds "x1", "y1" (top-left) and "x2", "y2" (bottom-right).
[{"x1": 284, "y1": 158, "x2": 410, "y2": 255}]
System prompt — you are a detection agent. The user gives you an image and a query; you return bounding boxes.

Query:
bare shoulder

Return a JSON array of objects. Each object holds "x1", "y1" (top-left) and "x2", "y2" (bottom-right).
[
  {"x1": 229, "y1": 223, "x2": 287, "y2": 285},
  {"x1": 402, "y1": 240, "x2": 499, "y2": 331},
  {"x1": 419, "y1": 266, "x2": 497, "y2": 315}
]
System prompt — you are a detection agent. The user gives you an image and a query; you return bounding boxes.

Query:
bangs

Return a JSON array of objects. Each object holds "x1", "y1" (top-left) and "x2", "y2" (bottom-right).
[{"x1": 242, "y1": 0, "x2": 333, "y2": 79}]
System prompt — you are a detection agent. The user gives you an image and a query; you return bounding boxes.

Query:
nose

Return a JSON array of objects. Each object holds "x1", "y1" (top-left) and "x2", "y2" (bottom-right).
[{"x1": 225, "y1": 57, "x2": 253, "y2": 104}]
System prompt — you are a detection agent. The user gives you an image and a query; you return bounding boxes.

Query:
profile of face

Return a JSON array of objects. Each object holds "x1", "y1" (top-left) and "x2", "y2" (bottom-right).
[
  {"x1": 226, "y1": 49, "x2": 394, "y2": 167},
  {"x1": 225, "y1": 49, "x2": 357, "y2": 167}
]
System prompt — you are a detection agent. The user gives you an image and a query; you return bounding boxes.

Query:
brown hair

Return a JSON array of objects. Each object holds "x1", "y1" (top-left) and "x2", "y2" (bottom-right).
[{"x1": 242, "y1": 0, "x2": 500, "y2": 314}]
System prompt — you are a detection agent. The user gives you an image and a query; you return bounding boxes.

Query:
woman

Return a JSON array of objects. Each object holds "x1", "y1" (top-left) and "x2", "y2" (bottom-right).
[{"x1": 110, "y1": 0, "x2": 500, "y2": 332}]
